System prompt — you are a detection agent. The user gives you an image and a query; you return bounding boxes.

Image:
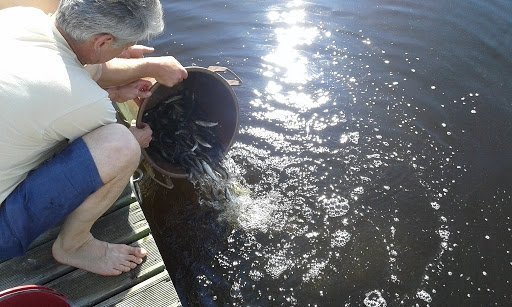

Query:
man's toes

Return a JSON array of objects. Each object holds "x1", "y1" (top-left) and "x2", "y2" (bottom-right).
[
  {"x1": 115, "y1": 264, "x2": 132, "y2": 273},
  {"x1": 125, "y1": 254, "x2": 143, "y2": 264},
  {"x1": 131, "y1": 247, "x2": 147, "y2": 258},
  {"x1": 122, "y1": 260, "x2": 138, "y2": 269}
]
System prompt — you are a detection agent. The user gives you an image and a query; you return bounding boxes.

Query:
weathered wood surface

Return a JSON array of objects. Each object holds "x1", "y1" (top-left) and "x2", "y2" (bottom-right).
[
  {"x1": 95, "y1": 270, "x2": 181, "y2": 307},
  {"x1": 0, "y1": 192, "x2": 182, "y2": 307}
]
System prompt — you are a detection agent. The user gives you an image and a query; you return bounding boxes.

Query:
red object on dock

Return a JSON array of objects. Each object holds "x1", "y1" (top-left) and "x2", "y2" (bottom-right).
[{"x1": 0, "y1": 285, "x2": 70, "y2": 306}]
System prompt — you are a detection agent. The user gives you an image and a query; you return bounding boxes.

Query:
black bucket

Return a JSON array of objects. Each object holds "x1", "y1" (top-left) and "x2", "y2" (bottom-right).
[{"x1": 135, "y1": 66, "x2": 241, "y2": 189}]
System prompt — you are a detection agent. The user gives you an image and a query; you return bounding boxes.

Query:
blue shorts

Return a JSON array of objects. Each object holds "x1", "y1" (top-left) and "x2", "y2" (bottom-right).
[{"x1": 0, "y1": 138, "x2": 103, "y2": 260}]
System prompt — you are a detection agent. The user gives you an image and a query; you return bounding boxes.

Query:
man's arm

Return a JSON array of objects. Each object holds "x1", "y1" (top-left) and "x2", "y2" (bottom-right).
[{"x1": 97, "y1": 56, "x2": 188, "y2": 89}]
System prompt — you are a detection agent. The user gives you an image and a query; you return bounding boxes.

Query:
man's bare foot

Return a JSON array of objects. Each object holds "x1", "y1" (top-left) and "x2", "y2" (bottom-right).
[{"x1": 52, "y1": 235, "x2": 147, "y2": 276}]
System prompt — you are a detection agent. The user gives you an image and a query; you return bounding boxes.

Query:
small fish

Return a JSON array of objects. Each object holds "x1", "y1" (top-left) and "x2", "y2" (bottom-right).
[
  {"x1": 163, "y1": 95, "x2": 183, "y2": 104},
  {"x1": 224, "y1": 186, "x2": 233, "y2": 202},
  {"x1": 159, "y1": 147, "x2": 173, "y2": 161},
  {"x1": 173, "y1": 104, "x2": 184, "y2": 113},
  {"x1": 195, "y1": 150, "x2": 212, "y2": 163},
  {"x1": 158, "y1": 133, "x2": 173, "y2": 145},
  {"x1": 195, "y1": 120, "x2": 218, "y2": 127},
  {"x1": 192, "y1": 157, "x2": 203, "y2": 172},
  {"x1": 190, "y1": 140, "x2": 198, "y2": 152},
  {"x1": 194, "y1": 135, "x2": 212, "y2": 148},
  {"x1": 211, "y1": 163, "x2": 229, "y2": 180},
  {"x1": 201, "y1": 160, "x2": 218, "y2": 181}
]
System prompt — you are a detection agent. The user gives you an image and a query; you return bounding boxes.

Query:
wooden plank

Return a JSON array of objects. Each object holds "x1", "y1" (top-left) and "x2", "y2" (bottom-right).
[
  {"x1": 94, "y1": 270, "x2": 181, "y2": 307},
  {"x1": 46, "y1": 235, "x2": 165, "y2": 307},
  {"x1": 0, "y1": 202, "x2": 148, "y2": 292},
  {"x1": 90, "y1": 201, "x2": 149, "y2": 243}
]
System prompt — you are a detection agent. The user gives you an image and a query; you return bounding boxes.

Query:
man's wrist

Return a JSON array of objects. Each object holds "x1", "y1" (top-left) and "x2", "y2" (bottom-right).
[{"x1": 139, "y1": 58, "x2": 157, "y2": 80}]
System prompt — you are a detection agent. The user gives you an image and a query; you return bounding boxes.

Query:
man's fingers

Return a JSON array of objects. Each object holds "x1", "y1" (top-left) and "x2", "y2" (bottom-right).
[
  {"x1": 181, "y1": 68, "x2": 188, "y2": 79},
  {"x1": 138, "y1": 90, "x2": 151, "y2": 99},
  {"x1": 129, "y1": 45, "x2": 155, "y2": 58},
  {"x1": 119, "y1": 45, "x2": 155, "y2": 59},
  {"x1": 133, "y1": 45, "x2": 154, "y2": 53}
]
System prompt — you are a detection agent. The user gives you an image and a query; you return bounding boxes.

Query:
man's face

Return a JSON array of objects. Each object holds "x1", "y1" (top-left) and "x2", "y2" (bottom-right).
[
  {"x1": 91, "y1": 35, "x2": 135, "y2": 63},
  {"x1": 103, "y1": 41, "x2": 135, "y2": 62}
]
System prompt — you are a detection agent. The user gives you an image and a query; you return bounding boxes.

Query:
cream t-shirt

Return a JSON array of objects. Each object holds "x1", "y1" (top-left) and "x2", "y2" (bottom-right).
[{"x1": 0, "y1": 7, "x2": 117, "y2": 203}]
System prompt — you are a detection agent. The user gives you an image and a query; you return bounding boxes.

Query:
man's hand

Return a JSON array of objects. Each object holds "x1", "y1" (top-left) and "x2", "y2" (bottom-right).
[
  {"x1": 107, "y1": 79, "x2": 153, "y2": 105},
  {"x1": 118, "y1": 45, "x2": 155, "y2": 59},
  {"x1": 143, "y1": 56, "x2": 188, "y2": 88},
  {"x1": 129, "y1": 122, "x2": 152, "y2": 149}
]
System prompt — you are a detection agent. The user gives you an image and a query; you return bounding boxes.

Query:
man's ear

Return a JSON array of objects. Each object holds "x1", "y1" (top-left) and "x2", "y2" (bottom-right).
[{"x1": 93, "y1": 34, "x2": 114, "y2": 50}]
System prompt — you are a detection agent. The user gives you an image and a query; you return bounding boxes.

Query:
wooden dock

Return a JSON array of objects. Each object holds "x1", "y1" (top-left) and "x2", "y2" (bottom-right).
[{"x1": 0, "y1": 187, "x2": 182, "y2": 307}]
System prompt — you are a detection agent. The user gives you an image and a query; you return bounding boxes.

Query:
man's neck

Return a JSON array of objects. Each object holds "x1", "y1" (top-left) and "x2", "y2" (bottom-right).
[{"x1": 55, "y1": 24, "x2": 92, "y2": 65}]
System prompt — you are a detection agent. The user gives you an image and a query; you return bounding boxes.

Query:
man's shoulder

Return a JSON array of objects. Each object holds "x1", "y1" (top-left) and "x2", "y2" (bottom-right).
[
  {"x1": 0, "y1": 6, "x2": 55, "y2": 53},
  {"x1": 0, "y1": 6, "x2": 50, "y2": 32},
  {"x1": 0, "y1": 6, "x2": 46, "y2": 17},
  {"x1": 0, "y1": 6, "x2": 48, "y2": 18}
]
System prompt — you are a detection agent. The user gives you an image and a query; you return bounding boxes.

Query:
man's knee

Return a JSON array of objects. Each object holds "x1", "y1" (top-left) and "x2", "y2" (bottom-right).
[
  {"x1": 103, "y1": 123, "x2": 140, "y2": 157},
  {"x1": 83, "y1": 124, "x2": 141, "y2": 180}
]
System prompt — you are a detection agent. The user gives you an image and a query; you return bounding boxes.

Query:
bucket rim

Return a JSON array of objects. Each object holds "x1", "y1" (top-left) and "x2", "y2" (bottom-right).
[{"x1": 136, "y1": 66, "x2": 240, "y2": 179}]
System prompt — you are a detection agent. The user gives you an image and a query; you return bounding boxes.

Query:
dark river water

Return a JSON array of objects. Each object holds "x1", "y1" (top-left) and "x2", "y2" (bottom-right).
[{"x1": 140, "y1": 0, "x2": 512, "y2": 306}]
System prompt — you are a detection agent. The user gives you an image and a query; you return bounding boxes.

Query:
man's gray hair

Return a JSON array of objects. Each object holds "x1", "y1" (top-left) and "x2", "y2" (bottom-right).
[{"x1": 55, "y1": 0, "x2": 164, "y2": 46}]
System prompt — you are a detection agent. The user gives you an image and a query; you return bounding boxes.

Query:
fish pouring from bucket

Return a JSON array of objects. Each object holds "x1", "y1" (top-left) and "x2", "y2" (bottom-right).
[{"x1": 142, "y1": 86, "x2": 232, "y2": 200}]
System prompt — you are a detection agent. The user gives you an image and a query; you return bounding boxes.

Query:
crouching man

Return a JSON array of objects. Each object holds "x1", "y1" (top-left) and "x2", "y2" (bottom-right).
[{"x1": 0, "y1": 0, "x2": 187, "y2": 276}]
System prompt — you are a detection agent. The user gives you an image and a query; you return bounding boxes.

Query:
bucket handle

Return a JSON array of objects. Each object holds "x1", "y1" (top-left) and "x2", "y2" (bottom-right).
[
  {"x1": 130, "y1": 168, "x2": 144, "y2": 205},
  {"x1": 149, "y1": 173, "x2": 175, "y2": 190},
  {"x1": 141, "y1": 159, "x2": 175, "y2": 190},
  {"x1": 207, "y1": 66, "x2": 242, "y2": 86}
]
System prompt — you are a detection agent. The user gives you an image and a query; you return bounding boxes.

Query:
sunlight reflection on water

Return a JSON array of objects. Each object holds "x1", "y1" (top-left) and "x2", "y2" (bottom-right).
[
  {"x1": 203, "y1": 1, "x2": 459, "y2": 304},
  {"x1": 152, "y1": 0, "x2": 512, "y2": 305}
]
